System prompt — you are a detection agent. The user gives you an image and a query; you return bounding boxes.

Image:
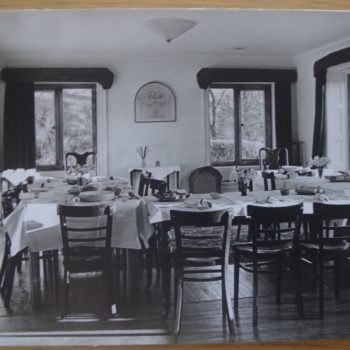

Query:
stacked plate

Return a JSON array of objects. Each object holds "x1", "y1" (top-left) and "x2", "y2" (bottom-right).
[{"x1": 79, "y1": 191, "x2": 115, "y2": 202}]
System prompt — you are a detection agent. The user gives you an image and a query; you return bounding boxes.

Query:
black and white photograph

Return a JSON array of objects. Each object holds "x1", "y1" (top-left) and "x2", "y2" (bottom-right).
[{"x1": 1, "y1": 4, "x2": 350, "y2": 348}]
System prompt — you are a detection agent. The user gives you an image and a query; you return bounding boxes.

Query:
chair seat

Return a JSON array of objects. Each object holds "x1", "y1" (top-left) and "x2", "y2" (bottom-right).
[
  {"x1": 169, "y1": 226, "x2": 235, "y2": 252},
  {"x1": 300, "y1": 241, "x2": 350, "y2": 252},
  {"x1": 234, "y1": 241, "x2": 292, "y2": 257}
]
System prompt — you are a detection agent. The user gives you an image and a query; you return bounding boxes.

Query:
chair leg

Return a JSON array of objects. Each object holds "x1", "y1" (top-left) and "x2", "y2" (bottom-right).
[
  {"x1": 294, "y1": 250, "x2": 305, "y2": 319},
  {"x1": 252, "y1": 261, "x2": 258, "y2": 327},
  {"x1": 61, "y1": 269, "x2": 70, "y2": 319},
  {"x1": 233, "y1": 252, "x2": 240, "y2": 311},
  {"x1": 122, "y1": 249, "x2": 128, "y2": 299},
  {"x1": 318, "y1": 252, "x2": 324, "y2": 319},
  {"x1": 52, "y1": 250, "x2": 60, "y2": 303},
  {"x1": 276, "y1": 260, "x2": 282, "y2": 305},
  {"x1": 222, "y1": 266, "x2": 234, "y2": 332},
  {"x1": 0, "y1": 242, "x2": 10, "y2": 288},
  {"x1": 174, "y1": 273, "x2": 183, "y2": 335},
  {"x1": 145, "y1": 247, "x2": 153, "y2": 291},
  {"x1": 1, "y1": 257, "x2": 17, "y2": 307},
  {"x1": 334, "y1": 258, "x2": 340, "y2": 300},
  {"x1": 235, "y1": 225, "x2": 241, "y2": 241}
]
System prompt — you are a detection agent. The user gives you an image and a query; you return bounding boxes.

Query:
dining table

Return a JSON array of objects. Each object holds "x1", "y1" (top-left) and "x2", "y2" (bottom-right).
[
  {"x1": 145, "y1": 177, "x2": 350, "y2": 318},
  {"x1": 2, "y1": 178, "x2": 154, "y2": 308}
]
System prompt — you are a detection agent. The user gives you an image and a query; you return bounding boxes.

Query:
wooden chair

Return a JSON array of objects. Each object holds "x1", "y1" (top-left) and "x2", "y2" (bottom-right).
[
  {"x1": 261, "y1": 171, "x2": 276, "y2": 190},
  {"x1": 0, "y1": 188, "x2": 28, "y2": 308},
  {"x1": 137, "y1": 173, "x2": 167, "y2": 197},
  {"x1": 64, "y1": 151, "x2": 97, "y2": 175},
  {"x1": 57, "y1": 204, "x2": 116, "y2": 317},
  {"x1": 258, "y1": 147, "x2": 289, "y2": 170},
  {"x1": 297, "y1": 202, "x2": 350, "y2": 319},
  {"x1": 233, "y1": 203, "x2": 304, "y2": 326},
  {"x1": 170, "y1": 209, "x2": 233, "y2": 335},
  {"x1": 188, "y1": 166, "x2": 222, "y2": 194}
]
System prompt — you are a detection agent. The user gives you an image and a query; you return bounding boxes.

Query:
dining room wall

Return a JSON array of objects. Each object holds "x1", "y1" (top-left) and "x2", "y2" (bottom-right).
[
  {"x1": 0, "y1": 52, "x2": 295, "y2": 188},
  {"x1": 105, "y1": 54, "x2": 295, "y2": 188}
]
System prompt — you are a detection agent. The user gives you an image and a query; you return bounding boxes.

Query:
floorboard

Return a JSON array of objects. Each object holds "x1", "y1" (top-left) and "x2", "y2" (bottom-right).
[{"x1": 0, "y1": 236, "x2": 350, "y2": 346}]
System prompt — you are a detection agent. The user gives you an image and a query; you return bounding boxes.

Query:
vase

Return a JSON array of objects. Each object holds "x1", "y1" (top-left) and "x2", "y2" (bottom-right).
[
  {"x1": 141, "y1": 159, "x2": 147, "y2": 168},
  {"x1": 318, "y1": 167, "x2": 324, "y2": 178},
  {"x1": 238, "y1": 179, "x2": 247, "y2": 196}
]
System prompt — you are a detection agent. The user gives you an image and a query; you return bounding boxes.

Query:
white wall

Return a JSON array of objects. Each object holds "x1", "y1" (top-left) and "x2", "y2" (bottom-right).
[
  {"x1": 0, "y1": 53, "x2": 294, "y2": 189},
  {"x1": 295, "y1": 37, "x2": 350, "y2": 164}
]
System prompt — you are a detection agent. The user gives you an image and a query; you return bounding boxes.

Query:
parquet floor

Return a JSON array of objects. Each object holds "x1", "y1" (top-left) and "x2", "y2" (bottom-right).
[{"x1": 1, "y1": 245, "x2": 350, "y2": 346}]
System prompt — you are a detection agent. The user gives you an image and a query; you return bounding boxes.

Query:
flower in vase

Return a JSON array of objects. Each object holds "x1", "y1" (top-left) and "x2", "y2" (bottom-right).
[
  {"x1": 137, "y1": 145, "x2": 151, "y2": 160},
  {"x1": 229, "y1": 167, "x2": 257, "y2": 184},
  {"x1": 310, "y1": 156, "x2": 330, "y2": 168}
]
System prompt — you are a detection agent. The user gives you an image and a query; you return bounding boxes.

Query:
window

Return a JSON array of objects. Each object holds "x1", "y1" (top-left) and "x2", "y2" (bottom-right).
[
  {"x1": 208, "y1": 84, "x2": 272, "y2": 166},
  {"x1": 34, "y1": 84, "x2": 97, "y2": 170}
]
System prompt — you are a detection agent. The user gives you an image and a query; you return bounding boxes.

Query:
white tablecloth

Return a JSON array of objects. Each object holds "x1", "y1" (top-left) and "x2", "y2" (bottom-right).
[
  {"x1": 146, "y1": 189, "x2": 350, "y2": 225},
  {"x1": 2, "y1": 188, "x2": 154, "y2": 256},
  {"x1": 127, "y1": 166, "x2": 180, "y2": 181}
]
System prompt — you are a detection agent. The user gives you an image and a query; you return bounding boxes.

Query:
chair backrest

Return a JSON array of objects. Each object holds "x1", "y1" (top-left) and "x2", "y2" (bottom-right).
[
  {"x1": 57, "y1": 204, "x2": 112, "y2": 270},
  {"x1": 1, "y1": 187, "x2": 21, "y2": 218},
  {"x1": 261, "y1": 171, "x2": 276, "y2": 191},
  {"x1": 137, "y1": 173, "x2": 167, "y2": 196},
  {"x1": 65, "y1": 151, "x2": 96, "y2": 174},
  {"x1": 312, "y1": 202, "x2": 350, "y2": 243},
  {"x1": 258, "y1": 147, "x2": 289, "y2": 170},
  {"x1": 170, "y1": 209, "x2": 231, "y2": 271},
  {"x1": 247, "y1": 204, "x2": 303, "y2": 250},
  {"x1": 188, "y1": 166, "x2": 222, "y2": 194}
]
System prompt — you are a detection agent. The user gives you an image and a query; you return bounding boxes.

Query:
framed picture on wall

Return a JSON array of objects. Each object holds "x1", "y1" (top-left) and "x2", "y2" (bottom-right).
[{"x1": 134, "y1": 81, "x2": 176, "y2": 123}]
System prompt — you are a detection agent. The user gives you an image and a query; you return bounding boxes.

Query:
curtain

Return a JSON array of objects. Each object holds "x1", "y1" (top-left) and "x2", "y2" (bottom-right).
[
  {"x1": 311, "y1": 74, "x2": 326, "y2": 157},
  {"x1": 275, "y1": 82, "x2": 293, "y2": 162},
  {"x1": 312, "y1": 46, "x2": 350, "y2": 157},
  {"x1": 3, "y1": 82, "x2": 36, "y2": 169}
]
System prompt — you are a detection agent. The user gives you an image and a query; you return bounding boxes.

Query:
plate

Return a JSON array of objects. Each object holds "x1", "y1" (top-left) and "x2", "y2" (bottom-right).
[
  {"x1": 295, "y1": 186, "x2": 324, "y2": 195},
  {"x1": 154, "y1": 192, "x2": 188, "y2": 202},
  {"x1": 327, "y1": 175, "x2": 350, "y2": 182},
  {"x1": 79, "y1": 191, "x2": 115, "y2": 202},
  {"x1": 282, "y1": 166, "x2": 302, "y2": 172},
  {"x1": 31, "y1": 188, "x2": 49, "y2": 193}
]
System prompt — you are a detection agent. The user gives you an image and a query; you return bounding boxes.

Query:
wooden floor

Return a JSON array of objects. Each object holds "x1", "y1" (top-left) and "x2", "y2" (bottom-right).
[{"x1": 1, "y1": 247, "x2": 350, "y2": 346}]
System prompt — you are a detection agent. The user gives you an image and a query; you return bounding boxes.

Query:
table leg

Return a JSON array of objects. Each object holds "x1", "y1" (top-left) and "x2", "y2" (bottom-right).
[
  {"x1": 126, "y1": 249, "x2": 139, "y2": 302},
  {"x1": 159, "y1": 221, "x2": 172, "y2": 319},
  {"x1": 30, "y1": 252, "x2": 41, "y2": 309}
]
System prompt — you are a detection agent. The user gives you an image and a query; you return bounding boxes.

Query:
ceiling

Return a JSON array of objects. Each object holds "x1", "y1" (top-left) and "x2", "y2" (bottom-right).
[{"x1": 0, "y1": 8, "x2": 350, "y2": 59}]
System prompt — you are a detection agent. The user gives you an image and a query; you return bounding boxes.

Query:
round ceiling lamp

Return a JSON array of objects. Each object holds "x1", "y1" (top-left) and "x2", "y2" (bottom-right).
[{"x1": 144, "y1": 18, "x2": 197, "y2": 43}]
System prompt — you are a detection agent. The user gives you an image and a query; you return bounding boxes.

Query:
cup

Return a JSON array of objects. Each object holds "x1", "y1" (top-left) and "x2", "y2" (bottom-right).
[{"x1": 280, "y1": 188, "x2": 290, "y2": 196}]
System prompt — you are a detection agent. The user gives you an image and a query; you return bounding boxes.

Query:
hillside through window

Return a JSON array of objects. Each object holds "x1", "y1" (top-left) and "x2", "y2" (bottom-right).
[
  {"x1": 208, "y1": 84, "x2": 272, "y2": 166},
  {"x1": 34, "y1": 84, "x2": 96, "y2": 170}
]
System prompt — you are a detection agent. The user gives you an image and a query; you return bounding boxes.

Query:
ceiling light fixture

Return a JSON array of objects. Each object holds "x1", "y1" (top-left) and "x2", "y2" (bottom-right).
[{"x1": 144, "y1": 18, "x2": 197, "y2": 43}]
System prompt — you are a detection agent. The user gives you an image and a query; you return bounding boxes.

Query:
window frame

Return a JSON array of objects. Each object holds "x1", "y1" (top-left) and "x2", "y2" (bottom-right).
[
  {"x1": 207, "y1": 83, "x2": 273, "y2": 167},
  {"x1": 34, "y1": 83, "x2": 97, "y2": 171}
]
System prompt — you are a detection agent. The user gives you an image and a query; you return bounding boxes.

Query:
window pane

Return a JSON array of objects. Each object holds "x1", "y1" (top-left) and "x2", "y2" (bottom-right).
[
  {"x1": 240, "y1": 90, "x2": 266, "y2": 160},
  {"x1": 62, "y1": 88, "x2": 94, "y2": 164},
  {"x1": 35, "y1": 90, "x2": 56, "y2": 166},
  {"x1": 209, "y1": 89, "x2": 235, "y2": 164}
]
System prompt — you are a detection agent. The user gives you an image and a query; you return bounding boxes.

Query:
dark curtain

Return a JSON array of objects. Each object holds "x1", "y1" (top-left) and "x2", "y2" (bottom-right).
[
  {"x1": 275, "y1": 83, "x2": 293, "y2": 163},
  {"x1": 3, "y1": 82, "x2": 36, "y2": 169},
  {"x1": 312, "y1": 74, "x2": 326, "y2": 157}
]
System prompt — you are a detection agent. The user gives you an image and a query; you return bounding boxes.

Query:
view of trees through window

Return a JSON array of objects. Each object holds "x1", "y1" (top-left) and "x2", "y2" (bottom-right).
[
  {"x1": 208, "y1": 85, "x2": 271, "y2": 165},
  {"x1": 35, "y1": 85, "x2": 96, "y2": 169}
]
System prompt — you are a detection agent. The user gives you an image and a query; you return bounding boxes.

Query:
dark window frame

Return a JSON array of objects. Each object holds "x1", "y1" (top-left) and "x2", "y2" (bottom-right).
[
  {"x1": 208, "y1": 83, "x2": 273, "y2": 166},
  {"x1": 34, "y1": 83, "x2": 97, "y2": 171}
]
